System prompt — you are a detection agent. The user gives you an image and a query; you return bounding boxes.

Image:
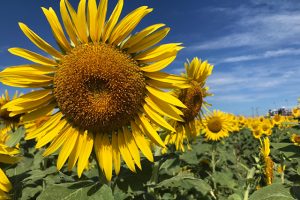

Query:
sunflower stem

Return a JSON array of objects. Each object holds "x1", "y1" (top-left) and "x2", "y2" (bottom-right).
[
  {"x1": 243, "y1": 167, "x2": 255, "y2": 200},
  {"x1": 211, "y1": 143, "x2": 217, "y2": 192}
]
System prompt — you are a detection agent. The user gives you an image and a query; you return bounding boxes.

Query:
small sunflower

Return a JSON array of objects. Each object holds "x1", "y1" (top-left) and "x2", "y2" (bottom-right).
[
  {"x1": 290, "y1": 134, "x2": 300, "y2": 146},
  {"x1": 252, "y1": 129, "x2": 262, "y2": 139},
  {"x1": 260, "y1": 137, "x2": 273, "y2": 185},
  {"x1": 163, "y1": 57, "x2": 213, "y2": 151},
  {"x1": 202, "y1": 110, "x2": 232, "y2": 141},
  {"x1": 272, "y1": 114, "x2": 283, "y2": 125},
  {"x1": 0, "y1": 90, "x2": 22, "y2": 135},
  {"x1": 0, "y1": 0, "x2": 187, "y2": 181},
  {"x1": 292, "y1": 107, "x2": 300, "y2": 118},
  {"x1": 0, "y1": 131, "x2": 20, "y2": 199},
  {"x1": 260, "y1": 119, "x2": 273, "y2": 136}
]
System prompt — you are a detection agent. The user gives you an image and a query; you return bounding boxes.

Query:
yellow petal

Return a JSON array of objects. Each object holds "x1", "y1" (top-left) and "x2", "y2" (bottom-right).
[
  {"x1": 145, "y1": 96, "x2": 184, "y2": 122},
  {"x1": 112, "y1": 133, "x2": 121, "y2": 175},
  {"x1": 2, "y1": 89, "x2": 52, "y2": 110},
  {"x1": 134, "y1": 43, "x2": 183, "y2": 62},
  {"x1": 21, "y1": 103, "x2": 56, "y2": 122},
  {"x1": 146, "y1": 86, "x2": 186, "y2": 108},
  {"x1": 102, "y1": 0, "x2": 124, "y2": 42},
  {"x1": 136, "y1": 113, "x2": 165, "y2": 148},
  {"x1": 127, "y1": 27, "x2": 170, "y2": 53},
  {"x1": 68, "y1": 130, "x2": 85, "y2": 171},
  {"x1": 123, "y1": 127, "x2": 141, "y2": 170},
  {"x1": 100, "y1": 134, "x2": 113, "y2": 181},
  {"x1": 143, "y1": 103, "x2": 175, "y2": 132},
  {"x1": 77, "y1": 131, "x2": 93, "y2": 177},
  {"x1": 26, "y1": 112, "x2": 63, "y2": 140},
  {"x1": 140, "y1": 55, "x2": 176, "y2": 72},
  {"x1": 19, "y1": 23, "x2": 63, "y2": 59},
  {"x1": 76, "y1": 0, "x2": 88, "y2": 43},
  {"x1": 60, "y1": 0, "x2": 79, "y2": 46},
  {"x1": 57, "y1": 128, "x2": 78, "y2": 170},
  {"x1": 118, "y1": 129, "x2": 136, "y2": 172},
  {"x1": 87, "y1": 0, "x2": 97, "y2": 42},
  {"x1": 42, "y1": 7, "x2": 72, "y2": 51},
  {"x1": 122, "y1": 23, "x2": 165, "y2": 49},
  {"x1": 8, "y1": 48, "x2": 57, "y2": 66},
  {"x1": 110, "y1": 6, "x2": 152, "y2": 45},
  {"x1": 0, "y1": 168, "x2": 11, "y2": 193},
  {"x1": 35, "y1": 119, "x2": 67, "y2": 148},
  {"x1": 1, "y1": 65, "x2": 56, "y2": 75},
  {"x1": 96, "y1": 0, "x2": 108, "y2": 41},
  {"x1": 43, "y1": 124, "x2": 72, "y2": 157},
  {"x1": 131, "y1": 121, "x2": 153, "y2": 162}
]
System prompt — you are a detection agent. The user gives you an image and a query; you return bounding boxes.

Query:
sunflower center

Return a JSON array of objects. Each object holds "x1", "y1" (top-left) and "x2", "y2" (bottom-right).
[
  {"x1": 54, "y1": 43, "x2": 146, "y2": 133},
  {"x1": 178, "y1": 81, "x2": 203, "y2": 122},
  {"x1": 294, "y1": 135, "x2": 300, "y2": 143},
  {"x1": 207, "y1": 118, "x2": 222, "y2": 133}
]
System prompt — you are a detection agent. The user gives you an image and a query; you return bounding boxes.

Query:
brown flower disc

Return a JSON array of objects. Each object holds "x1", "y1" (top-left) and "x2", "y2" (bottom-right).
[
  {"x1": 54, "y1": 43, "x2": 146, "y2": 133},
  {"x1": 178, "y1": 81, "x2": 203, "y2": 122}
]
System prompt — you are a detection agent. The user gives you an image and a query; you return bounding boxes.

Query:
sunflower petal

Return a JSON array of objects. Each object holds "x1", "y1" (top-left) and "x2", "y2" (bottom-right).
[
  {"x1": 118, "y1": 129, "x2": 135, "y2": 172},
  {"x1": 110, "y1": 6, "x2": 152, "y2": 45},
  {"x1": 131, "y1": 121, "x2": 153, "y2": 162},
  {"x1": 77, "y1": 131, "x2": 93, "y2": 177},
  {"x1": 143, "y1": 103, "x2": 175, "y2": 132},
  {"x1": 102, "y1": 0, "x2": 123, "y2": 42},
  {"x1": 122, "y1": 23, "x2": 165, "y2": 49},
  {"x1": 19, "y1": 23, "x2": 63, "y2": 59},
  {"x1": 123, "y1": 127, "x2": 141, "y2": 170},
  {"x1": 136, "y1": 113, "x2": 165, "y2": 148},
  {"x1": 127, "y1": 27, "x2": 170, "y2": 53},
  {"x1": 8, "y1": 48, "x2": 57, "y2": 66},
  {"x1": 146, "y1": 86, "x2": 186, "y2": 108},
  {"x1": 112, "y1": 133, "x2": 121, "y2": 175},
  {"x1": 57, "y1": 128, "x2": 78, "y2": 170}
]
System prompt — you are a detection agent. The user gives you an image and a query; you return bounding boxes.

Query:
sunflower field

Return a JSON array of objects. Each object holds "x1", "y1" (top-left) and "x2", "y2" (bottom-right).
[{"x1": 0, "y1": 0, "x2": 300, "y2": 200}]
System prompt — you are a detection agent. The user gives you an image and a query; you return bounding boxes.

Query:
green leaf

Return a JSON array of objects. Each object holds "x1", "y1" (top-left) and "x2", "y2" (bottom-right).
[
  {"x1": 155, "y1": 173, "x2": 211, "y2": 195},
  {"x1": 249, "y1": 184, "x2": 295, "y2": 200},
  {"x1": 36, "y1": 181, "x2": 114, "y2": 200},
  {"x1": 271, "y1": 143, "x2": 300, "y2": 158},
  {"x1": 5, "y1": 126, "x2": 25, "y2": 147}
]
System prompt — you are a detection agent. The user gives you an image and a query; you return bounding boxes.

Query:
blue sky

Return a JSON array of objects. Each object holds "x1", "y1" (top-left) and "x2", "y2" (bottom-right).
[{"x1": 0, "y1": 0, "x2": 299, "y2": 116}]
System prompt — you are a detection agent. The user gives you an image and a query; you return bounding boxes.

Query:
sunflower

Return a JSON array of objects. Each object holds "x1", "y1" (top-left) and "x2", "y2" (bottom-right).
[
  {"x1": 0, "y1": 131, "x2": 20, "y2": 199},
  {"x1": 260, "y1": 119, "x2": 273, "y2": 136},
  {"x1": 292, "y1": 107, "x2": 300, "y2": 118},
  {"x1": 272, "y1": 114, "x2": 283, "y2": 125},
  {"x1": 0, "y1": 0, "x2": 187, "y2": 181},
  {"x1": 260, "y1": 137, "x2": 273, "y2": 185},
  {"x1": 163, "y1": 57, "x2": 213, "y2": 151},
  {"x1": 202, "y1": 110, "x2": 232, "y2": 141},
  {"x1": 0, "y1": 90, "x2": 22, "y2": 135},
  {"x1": 290, "y1": 134, "x2": 300, "y2": 146}
]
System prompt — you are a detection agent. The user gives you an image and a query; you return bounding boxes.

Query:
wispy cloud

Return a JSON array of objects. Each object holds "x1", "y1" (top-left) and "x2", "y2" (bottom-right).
[
  {"x1": 189, "y1": 8, "x2": 300, "y2": 50},
  {"x1": 219, "y1": 48, "x2": 300, "y2": 63}
]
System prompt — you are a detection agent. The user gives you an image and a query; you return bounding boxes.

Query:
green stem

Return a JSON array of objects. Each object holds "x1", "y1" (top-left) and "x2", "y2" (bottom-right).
[
  {"x1": 243, "y1": 167, "x2": 255, "y2": 200},
  {"x1": 211, "y1": 143, "x2": 217, "y2": 191},
  {"x1": 150, "y1": 160, "x2": 160, "y2": 184}
]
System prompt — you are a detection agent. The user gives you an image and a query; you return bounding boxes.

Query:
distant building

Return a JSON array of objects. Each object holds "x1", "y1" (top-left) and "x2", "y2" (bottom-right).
[{"x1": 268, "y1": 107, "x2": 292, "y2": 116}]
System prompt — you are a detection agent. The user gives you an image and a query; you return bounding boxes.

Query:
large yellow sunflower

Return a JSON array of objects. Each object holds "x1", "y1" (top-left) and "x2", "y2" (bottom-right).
[
  {"x1": 163, "y1": 57, "x2": 213, "y2": 151},
  {"x1": 202, "y1": 110, "x2": 232, "y2": 141},
  {"x1": 0, "y1": 0, "x2": 187, "y2": 181},
  {"x1": 0, "y1": 131, "x2": 20, "y2": 199},
  {"x1": 0, "y1": 90, "x2": 22, "y2": 135}
]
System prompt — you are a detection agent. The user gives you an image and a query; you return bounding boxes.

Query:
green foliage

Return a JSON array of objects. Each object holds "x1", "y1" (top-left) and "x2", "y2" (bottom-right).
[{"x1": 2, "y1": 125, "x2": 300, "y2": 199}]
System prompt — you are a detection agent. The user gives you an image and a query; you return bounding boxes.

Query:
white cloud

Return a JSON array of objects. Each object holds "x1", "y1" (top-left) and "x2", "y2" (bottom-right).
[
  {"x1": 189, "y1": 9, "x2": 300, "y2": 50},
  {"x1": 219, "y1": 48, "x2": 300, "y2": 63}
]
